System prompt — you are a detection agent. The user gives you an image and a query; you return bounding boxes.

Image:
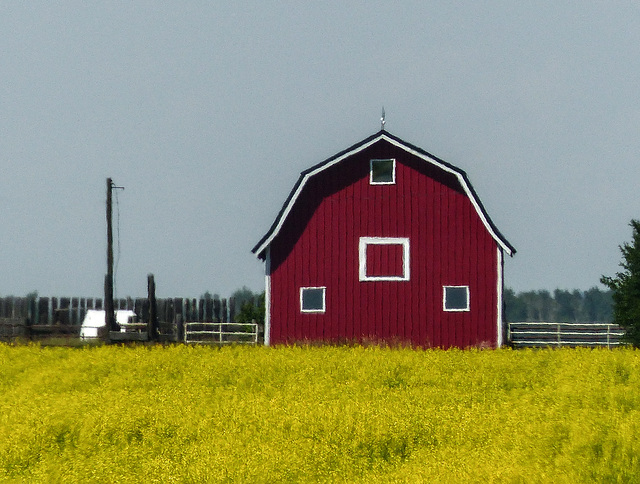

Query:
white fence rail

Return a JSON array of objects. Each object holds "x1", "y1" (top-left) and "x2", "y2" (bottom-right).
[
  {"x1": 184, "y1": 322, "x2": 258, "y2": 345},
  {"x1": 507, "y1": 322, "x2": 626, "y2": 348}
]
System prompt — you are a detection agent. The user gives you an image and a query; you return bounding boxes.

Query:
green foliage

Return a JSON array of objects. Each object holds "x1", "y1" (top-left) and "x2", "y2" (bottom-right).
[
  {"x1": 583, "y1": 286, "x2": 614, "y2": 321},
  {"x1": 504, "y1": 288, "x2": 527, "y2": 321},
  {"x1": 231, "y1": 287, "x2": 265, "y2": 323},
  {"x1": 235, "y1": 292, "x2": 265, "y2": 323},
  {"x1": 200, "y1": 291, "x2": 218, "y2": 301},
  {"x1": 505, "y1": 287, "x2": 612, "y2": 322},
  {"x1": 1, "y1": 344, "x2": 639, "y2": 482},
  {"x1": 230, "y1": 286, "x2": 256, "y2": 306},
  {"x1": 601, "y1": 219, "x2": 640, "y2": 346}
]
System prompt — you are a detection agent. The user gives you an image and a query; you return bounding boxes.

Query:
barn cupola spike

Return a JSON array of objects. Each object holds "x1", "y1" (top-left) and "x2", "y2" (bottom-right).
[{"x1": 380, "y1": 107, "x2": 386, "y2": 131}]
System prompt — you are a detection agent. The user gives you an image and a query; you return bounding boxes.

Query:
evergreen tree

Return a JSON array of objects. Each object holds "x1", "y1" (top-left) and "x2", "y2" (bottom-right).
[
  {"x1": 504, "y1": 288, "x2": 527, "y2": 321},
  {"x1": 235, "y1": 292, "x2": 265, "y2": 324},
  {"x1": 583, "y1": 287, "x2": 613, "y2": 321},
  {"x1": 230, "y1": 286, "x2": 260, "y2": 316},
  {"x1": 601, "y1": 219, "x2": 640, "y2": 346}
]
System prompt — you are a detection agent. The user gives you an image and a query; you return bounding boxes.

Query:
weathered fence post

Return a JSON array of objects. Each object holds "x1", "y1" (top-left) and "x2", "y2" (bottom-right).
[
  {"x1": 229, "y1": 297, "x2": 236, "y2": 322},
  {"x1": 157, "y1": 299, "x2": 166, "y2": 333},
  {"x1": 164, "y1": 298, "x2": 174, "y2": 341},
  {"x1": 176, "y1": 315, "x2": 184, "y2": 343},
  {"x1": 213, "y1": 297, "x2": 221, "y2": 322},
  {"x1": 51, "y1": 298, "x2": 58, "y2": 325},
  {"x1": 199, "y1": 299, "x2": 205, "y2": 322},
  {"x1": 222, "y1": 298, "x2": 228, "y2": 323},
  {"x1": 28, "y1": 297, "x2": 37, "y2": 328},
  {"x1": 25, "y1": 306, "x2": 33, "y2": 340},
  {"x1": 191, "y1": 298, "x2": 198, "y2": 321},
  {"x1": 58, "y1": 298, "x2": 70, "y2": 325},
  {"x1": 79, "y1": 298, "x2": 87, "y2": 326},
  {"x1": 134, "y1": 298, "x2": 144, "y2": 320},
  {"x1": 71, "y1": 298, "x2": 79, "y2": 326},
  {"x1": 205, "y1": 297, "x2": 213, "y2": 322},
  {"x1": 174, "y1": 298, "x2": 184, "y2": 343},
  {"x1": 173, "y1": 298, "x2": 184, "y2": 323},
  {"x1": 148, "y1": 274, "x2": 158, "y2": 342}
]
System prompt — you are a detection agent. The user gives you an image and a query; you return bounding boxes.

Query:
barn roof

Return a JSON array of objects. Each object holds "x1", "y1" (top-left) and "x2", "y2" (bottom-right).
[{"x1": 252, "y1": 130, "x2": 516, "y2": 259}]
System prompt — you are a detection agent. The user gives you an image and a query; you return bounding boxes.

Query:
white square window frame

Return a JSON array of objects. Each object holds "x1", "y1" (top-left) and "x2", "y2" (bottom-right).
[
  {"x1": 300, "y1": 286, "x2": 326, "y2": 313},
  {"x1": 443, "y1": 285, "x2": 470, "y2": 312},
  {"x1": 369, "y1": 158, "x2": 396, "y2": 185},
  {"x1": 359, "y1": 237, "x2": 410, "y2": 281}
]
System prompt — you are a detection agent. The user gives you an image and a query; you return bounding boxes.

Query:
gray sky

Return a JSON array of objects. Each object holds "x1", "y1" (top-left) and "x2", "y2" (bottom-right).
[{"x1": 1, "y1": 2, "x2": 639, "y2": 298}]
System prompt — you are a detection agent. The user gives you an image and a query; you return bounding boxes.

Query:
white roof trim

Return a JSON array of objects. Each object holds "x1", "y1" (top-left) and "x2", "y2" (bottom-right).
[
  {"x1": 254, "y1": 133, "x2": 514, "y2": 257},
  {"x1": 382, "y1": 136, "x2": 514, "y2": 255}
]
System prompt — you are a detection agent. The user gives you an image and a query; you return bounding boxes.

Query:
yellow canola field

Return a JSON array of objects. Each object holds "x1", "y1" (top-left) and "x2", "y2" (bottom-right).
[{"x1": 0, "y1": 344, "x2": 639, "y2": 483}]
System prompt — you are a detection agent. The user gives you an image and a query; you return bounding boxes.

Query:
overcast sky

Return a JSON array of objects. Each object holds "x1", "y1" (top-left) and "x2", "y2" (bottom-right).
[{"x1": 1, "y1": 2, "x2": 639, "y2": 298}]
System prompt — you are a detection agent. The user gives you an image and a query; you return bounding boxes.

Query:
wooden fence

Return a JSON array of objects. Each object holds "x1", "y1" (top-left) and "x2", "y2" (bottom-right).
[
  {"x1": 0, "y1": 295, "x2": 262, "y2": 343},
  {"x1": 507, "y1": 322, "x2": 626, "y2": 348},
  {"x1": 0, "y1": 317, "x2": 27, "y2": 340},
  {"x1": 0, "y1": 296, "x2": 239, "y2": 325}
]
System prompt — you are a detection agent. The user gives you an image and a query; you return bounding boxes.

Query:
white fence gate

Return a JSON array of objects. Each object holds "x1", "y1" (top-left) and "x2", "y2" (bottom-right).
[
  {"x1": 507, "y1": 322, "x2": 626, "y2": 348},
  {"x1": 184, "y1": 322, "x2": 258, "y2": 345}
]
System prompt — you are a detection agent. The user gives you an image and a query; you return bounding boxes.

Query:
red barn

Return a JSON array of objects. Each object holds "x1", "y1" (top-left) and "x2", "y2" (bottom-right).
[{"x1": 252, "y1": 130, "x2": 515, "y2": 348}]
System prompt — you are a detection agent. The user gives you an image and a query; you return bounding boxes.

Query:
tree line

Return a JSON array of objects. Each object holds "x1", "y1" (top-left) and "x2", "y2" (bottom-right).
[
  {"x1": 0, "y1": 286, "x2": 616, "y2": 326},
  {"x1": 227, "y1": 285, "x2": 615, "y2": 325},
  {"x1": 504, "y1": 287, "x2": 612, "y2": 323}
]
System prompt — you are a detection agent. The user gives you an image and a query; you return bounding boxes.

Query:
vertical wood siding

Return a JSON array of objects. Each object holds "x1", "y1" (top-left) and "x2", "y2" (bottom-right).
[
  {"x1": 366, "y1": 244, "x2": 404, "y2": 277},
  {"x1": 268, "y1": 139, "x2": 499, "y2": 348}
]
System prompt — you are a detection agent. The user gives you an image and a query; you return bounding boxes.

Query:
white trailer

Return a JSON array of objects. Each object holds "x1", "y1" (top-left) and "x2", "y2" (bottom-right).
[{"x1": 80, "y1": 309, "x2": 138, "y2": 339}]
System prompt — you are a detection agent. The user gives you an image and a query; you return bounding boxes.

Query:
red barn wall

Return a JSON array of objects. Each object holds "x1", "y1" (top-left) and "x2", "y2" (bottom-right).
[{"x1": 268, "y1": 139, "x2": 500, "y2": 348}]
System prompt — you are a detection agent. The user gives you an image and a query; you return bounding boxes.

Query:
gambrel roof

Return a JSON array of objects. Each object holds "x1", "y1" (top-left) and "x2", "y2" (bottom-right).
[{"x1": 253, "y1": 130, "x2": 516, "y2": 259}]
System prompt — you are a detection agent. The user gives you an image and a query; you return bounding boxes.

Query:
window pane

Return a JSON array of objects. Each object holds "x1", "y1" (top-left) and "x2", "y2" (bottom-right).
[
  {"x1": 371, "y1": 159, "x2": 394, "y2": 183},
  {"x1": 301, "y1": 288, "x2": 324, "y2": 311},
  {"x1": 445, "y1": 287, "x2": 469, "y2": 310}
]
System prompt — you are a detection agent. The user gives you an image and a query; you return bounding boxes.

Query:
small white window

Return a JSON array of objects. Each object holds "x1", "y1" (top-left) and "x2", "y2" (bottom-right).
[
  {"x1": 300, "y1": 287, "x2": 326, "y2": 313},
  {"x1": 443, "y1": 286, "x2": 470, "y2": 311},
  {"x1": 359, "y1": 237, "x2": 410, "y2": 281},
  {"x1": 370, "y1": 159, "x2": 396, "y2": 185}
]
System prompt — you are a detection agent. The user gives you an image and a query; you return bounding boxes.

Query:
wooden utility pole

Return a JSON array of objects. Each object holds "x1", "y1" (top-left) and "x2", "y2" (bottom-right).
[
  {"x1": 105, "y1": 178, "x2": 124, "y2": 336},
  {"x1": 105, "y1": 178, "x2": 116, "y2": 338}
]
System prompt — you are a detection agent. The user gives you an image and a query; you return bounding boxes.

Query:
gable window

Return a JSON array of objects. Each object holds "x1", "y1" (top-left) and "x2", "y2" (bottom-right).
[
  {"x1": 370, "y1": 159, "x2": 396, "y2": 185},
  {"x1": 300, "y1": 287, "x2": 326, "y2": 313},
  {"x1": 359, "y1": 237, "x2": 410, "y2": 281},
  {"x1": 443, "y1": 286, "x2": 470, "y2": 311}
]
